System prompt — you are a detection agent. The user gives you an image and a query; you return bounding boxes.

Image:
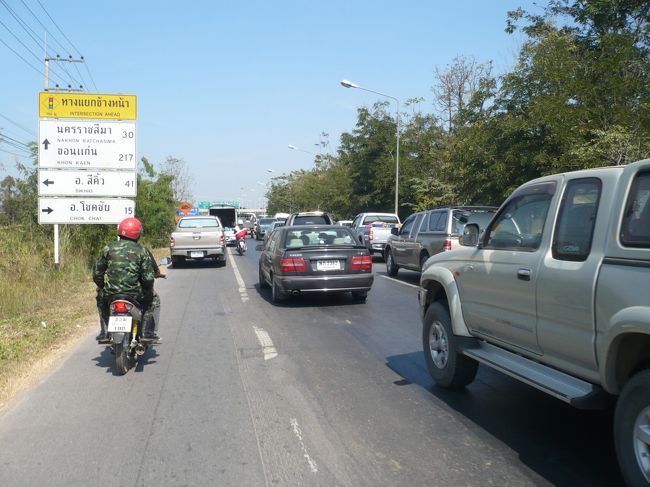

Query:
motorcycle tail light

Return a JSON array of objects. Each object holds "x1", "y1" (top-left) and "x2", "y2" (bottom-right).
[
  {"x1": 112, "y1": 301, "x2": 132, "y2": 314},
  {"x1": 281, "y1": 257, "x2": 307, "y2": 272},
  {"x1": 351, "y1": 255, "x2": 372, "y2": 270},
  {"x1": 443, "y1": 238, "x2": 452, "y2": 251}
]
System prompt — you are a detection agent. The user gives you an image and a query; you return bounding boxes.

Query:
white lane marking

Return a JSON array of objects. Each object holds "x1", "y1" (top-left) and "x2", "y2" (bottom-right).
[
  {"x1": 228, "y1": 248, "x2": 249, "y2": 302},
  {"x1": 345, "y1": 319, "x2": 352, "y2": 325},
  {"x1": 290, "y1": 418, "x2": 319, "y2": 473},
  {"x1": 253, "y1": 326, "x2": 278, "y2": 361},
  {"x1": 380, "y1": 274, "x2": 420, "y2": 289}
]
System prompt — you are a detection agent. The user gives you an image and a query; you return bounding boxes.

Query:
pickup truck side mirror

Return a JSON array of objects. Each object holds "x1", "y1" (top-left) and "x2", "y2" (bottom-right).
[
  {"x1": 461, "y1": 223, "x2": 480, "y2": 247},
  {"x1": 390, "y1": 227, "x2": 399, "y2": 236}
]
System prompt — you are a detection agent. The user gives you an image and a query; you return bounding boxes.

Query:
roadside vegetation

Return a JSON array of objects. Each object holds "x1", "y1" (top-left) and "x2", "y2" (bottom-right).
[
  {"x1": 267, "y1": 1, "x2": 649, "y2": 219},
  {"x1": 0, "y1": 154, "x2": 183, "y2": 407}
]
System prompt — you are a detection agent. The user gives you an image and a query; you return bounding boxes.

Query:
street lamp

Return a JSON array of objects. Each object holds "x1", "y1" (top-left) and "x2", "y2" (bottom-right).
[
  {"x1": 287, "y1": 144, "x2": 317, "y2": 156},
  {"x1": 340, "y1": 79, "x2": 400, "y2": 215}
]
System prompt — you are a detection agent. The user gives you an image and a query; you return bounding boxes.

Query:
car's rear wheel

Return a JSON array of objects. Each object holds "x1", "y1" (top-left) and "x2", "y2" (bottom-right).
[
  {"x1": 271, "y1": 275, "x2": 286, "y2": 303},
  {"x1": 615, "y1": 369, "x2": 650, "y2": 487},
  {"x1": 422, "y1": 302, "x2": 478, "y2": 388},
  {"x1": 259, "y1": 265, "x2": 270, "y2": 289},
  {"x1": 386, "y1": 249, "x2": 398, "y2": 276}
]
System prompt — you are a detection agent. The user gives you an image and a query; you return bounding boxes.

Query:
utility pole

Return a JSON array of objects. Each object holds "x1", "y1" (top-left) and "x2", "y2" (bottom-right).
[{"x1": 43, "y1": 38, "x2": 86, "y2": 269}]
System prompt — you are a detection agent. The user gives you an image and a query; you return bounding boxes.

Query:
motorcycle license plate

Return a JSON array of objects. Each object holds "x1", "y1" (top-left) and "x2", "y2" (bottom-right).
[{"x1": 107, "y1": 316, "x2": 132, "y2": 332}]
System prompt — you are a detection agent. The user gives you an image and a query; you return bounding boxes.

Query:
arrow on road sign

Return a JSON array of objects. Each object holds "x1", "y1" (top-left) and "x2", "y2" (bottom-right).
[
  {"x1": 42, "y1": 139, "x2": 50, "y2": 150},
  {"x1": 42, "y1": 179, "x2": 54, "y2": 186},
  {"x1": 41, "y1": 207, "x2": 53, "y2": 214}
]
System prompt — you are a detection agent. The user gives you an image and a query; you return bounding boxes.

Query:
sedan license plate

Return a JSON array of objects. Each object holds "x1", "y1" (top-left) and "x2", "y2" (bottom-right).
[
  {"x1": 316, "y1": 260, "x2": 341, "y2": 271},
  {"x1": 107, "y1": 316, "x2": 132, "y2": 333},
  {"x1": 190, "y1": 251, "x2": 204, "y2": 258}
]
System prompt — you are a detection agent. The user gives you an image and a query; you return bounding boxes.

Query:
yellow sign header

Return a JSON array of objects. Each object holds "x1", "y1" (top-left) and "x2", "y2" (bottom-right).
[{"x1": 39, "y1": 92, "x2": 137, "y2": 120}]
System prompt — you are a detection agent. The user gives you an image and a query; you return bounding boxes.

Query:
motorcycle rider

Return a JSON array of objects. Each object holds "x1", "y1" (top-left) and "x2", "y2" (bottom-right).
[
  {"x1": 233, "y1": 219, "x2": 248, "y2": 252},
  {"x1": 92, "y1": 217, "x2": 157, "y2": 343}
]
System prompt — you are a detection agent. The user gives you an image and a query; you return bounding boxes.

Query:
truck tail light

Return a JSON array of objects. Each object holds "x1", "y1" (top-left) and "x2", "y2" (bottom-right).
[
  {"x1": 368, "y1": 228, "x2": 373, "y2": 241},
  {"x1": 170, "y1": 235, "x2": 175, "y2": 247},
  {"x1": 281, "y1": 257, "x2": 307, "y2": 272},
  {"x1": 351, "y1": 255, "x2": 372, "y2": 270},
  {"x1": 220, "y1": 234, "x2": 224, "y2": 244},
  {"x1": 443, "y1": 238, "x2": 452, "y2": 251}
]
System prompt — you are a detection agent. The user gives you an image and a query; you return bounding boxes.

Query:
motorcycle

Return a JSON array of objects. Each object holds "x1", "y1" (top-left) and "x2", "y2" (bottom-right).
[
  {"x1": 106, "y1": 297, "x2": 153, "y2": 375},
  {"x1": 235, "y1": 228, "x2": 248, "y2": 256},
  {"x1": 236, "y1": 237, "x2": 247, "y2": 255}
]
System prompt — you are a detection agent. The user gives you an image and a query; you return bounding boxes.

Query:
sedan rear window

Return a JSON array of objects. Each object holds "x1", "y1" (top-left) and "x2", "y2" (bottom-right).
[
  {"x1": 284, "y1": 228, "x2": 356, "y2": 247},
  {"x1": 178, "y1": 218, "x2": 220, "y2": 228},
  {"x1": 292, "y1": 215, "x2": 329, "y2": 225}
]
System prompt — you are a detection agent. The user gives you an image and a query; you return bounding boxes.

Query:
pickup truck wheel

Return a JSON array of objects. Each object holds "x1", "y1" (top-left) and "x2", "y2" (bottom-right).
[
  {"x1": 419, "y1": 252, "x2": 429, "y2": 272},
  {"x1": 171, "y1": 256, "x2": 184, "y2": 268},
  {"x1": 615, "y1": 369, "x2": 650, "y2": 487},
  {"x1": 423, "y1": 302, "x2": 478, "y2": 389},
  {"x1": 386, "y1": 249, "x2": 398, "y2": 277}
]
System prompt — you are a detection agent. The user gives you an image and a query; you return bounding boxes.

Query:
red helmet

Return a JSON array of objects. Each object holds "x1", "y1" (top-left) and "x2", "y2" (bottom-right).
[{"x1": 117, "y1": 217, "x2": 143, "y2": 240}]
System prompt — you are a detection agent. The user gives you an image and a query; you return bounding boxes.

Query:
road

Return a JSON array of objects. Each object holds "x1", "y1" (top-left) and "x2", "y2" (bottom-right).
[{"x1": 0, "y1": 244, "x2": 623, "y2": 486}]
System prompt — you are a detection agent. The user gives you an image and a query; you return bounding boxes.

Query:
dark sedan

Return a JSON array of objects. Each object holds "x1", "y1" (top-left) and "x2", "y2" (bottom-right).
[{"x1": 257, "y1": 225, "x2": 374, "y2": 303}]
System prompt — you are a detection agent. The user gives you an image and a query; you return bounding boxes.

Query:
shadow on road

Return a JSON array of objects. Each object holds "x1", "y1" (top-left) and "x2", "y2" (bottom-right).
[
  {"x1": 92, "y1": 345, "x2": 159, "y2": 376},
  {"x1": 385, "y1": 351, "x2": 623, "y2": 487},
  {"x1": 253, "y1": 283, "x2": 369, "y2": 308}
]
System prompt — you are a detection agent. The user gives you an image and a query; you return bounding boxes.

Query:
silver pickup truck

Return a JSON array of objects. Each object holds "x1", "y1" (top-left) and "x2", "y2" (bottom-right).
[
  {"x1": 419, "y1": 158, "x2": 650, "y2": 486},
  {"x1": 351, "y1": 212, "x2": 400, "y2": 257},
  {"x1": 169, "y1": 216, "x2": 226, "y2": 267}
]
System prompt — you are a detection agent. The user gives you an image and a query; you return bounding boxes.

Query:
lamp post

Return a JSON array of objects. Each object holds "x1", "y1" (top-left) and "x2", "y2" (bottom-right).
[
  {"x1": 340, "y1": 79, "x2": 400, "y2": 215},
  {"x1": 288, "y1": 144, "x2": 317, "y2": 156}
]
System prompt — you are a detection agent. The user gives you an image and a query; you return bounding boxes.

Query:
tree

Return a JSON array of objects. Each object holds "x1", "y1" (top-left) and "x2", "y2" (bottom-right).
[{"x1": 159, "y1": 156, "x2": 193, "y2": 203}]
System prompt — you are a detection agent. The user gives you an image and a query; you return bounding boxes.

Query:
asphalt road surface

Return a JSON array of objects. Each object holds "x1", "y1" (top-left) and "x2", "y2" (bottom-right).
[{"x1": 0, "y1": 244, "x2": 624, "y2": 486}]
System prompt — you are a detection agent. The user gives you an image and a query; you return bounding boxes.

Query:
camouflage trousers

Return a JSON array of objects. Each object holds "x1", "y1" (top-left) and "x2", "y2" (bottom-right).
[{"x1": 96, "y1": 290, "x2": 159, "y2": 333}]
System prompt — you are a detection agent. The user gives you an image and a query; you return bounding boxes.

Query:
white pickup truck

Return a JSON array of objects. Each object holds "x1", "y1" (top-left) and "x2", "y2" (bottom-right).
[
  {"x1": 169, "y1": 216, "x2": 226, "y2": 267},
  {"x1": 419, "y1": 158, "x2": 650, "y2": 486},
  {"x1": 350, "y1": 212, "x2": 400, "y2": 258}
]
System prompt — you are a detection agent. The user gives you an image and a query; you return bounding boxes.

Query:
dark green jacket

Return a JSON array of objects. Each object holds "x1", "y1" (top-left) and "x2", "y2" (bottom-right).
[{"x1": 92, "y1": 238, "x2": 155, "y2": 301}]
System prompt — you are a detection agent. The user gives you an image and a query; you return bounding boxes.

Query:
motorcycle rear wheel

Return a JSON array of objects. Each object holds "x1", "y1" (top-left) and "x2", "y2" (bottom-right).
[{"x1": 115, "y1": 342, "x2": 129, "y2": 375}]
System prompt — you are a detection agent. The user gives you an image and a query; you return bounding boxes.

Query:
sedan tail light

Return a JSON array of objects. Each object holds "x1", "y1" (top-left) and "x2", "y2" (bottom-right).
[
  {"x1": 281, "y1": 257, "x2": 307, "y2": 272},
  {"x1": 351, "y1": 255, "x2": 372, "y2": 271},
  {"x1": 443, "y1": 238, "x2": 452, "y2": 251},
  {"x1": 368, "y1": 228, "x2": 374, "y2": 241}
]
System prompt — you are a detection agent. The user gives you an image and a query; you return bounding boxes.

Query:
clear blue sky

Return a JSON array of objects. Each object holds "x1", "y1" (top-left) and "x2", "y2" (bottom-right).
[{"x1": 0, "y1": 0, "x2": 538, "y2": 207}]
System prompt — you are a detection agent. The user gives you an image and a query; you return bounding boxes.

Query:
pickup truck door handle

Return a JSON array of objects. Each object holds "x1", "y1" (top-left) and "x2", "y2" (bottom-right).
[{"x1": 517, "y1": 268, "x2": 531, "y2": 281}]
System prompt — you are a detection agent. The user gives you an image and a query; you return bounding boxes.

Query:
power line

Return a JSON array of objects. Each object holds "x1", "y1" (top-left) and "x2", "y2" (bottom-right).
[
  {"x1": 35, "y1": 0, "x2": 82, "y2": 57},
  {"x1": 0, "y1": 147, "x2": 29, "y2": 158},
  {"x1": 18, "y1": 0, "x2": 69, "y2": 56},
  {"x1": 0, "y1": 2, "x2": 76, "y2": 86},
  {"x1": 33, "y1": 0, "x2": 99, "y2": 91},
  {"x1": 0, "y1": 114, "x2": 36, "y2": 137}
]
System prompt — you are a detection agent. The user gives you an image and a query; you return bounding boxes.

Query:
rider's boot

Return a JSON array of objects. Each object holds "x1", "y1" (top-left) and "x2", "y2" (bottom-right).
[
  {"x1": 96, "y1": 317, "x2": 110, "y2": 343},
  {"x1": 142, "y1": 313, "x2": 160, "y2": 342}
]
